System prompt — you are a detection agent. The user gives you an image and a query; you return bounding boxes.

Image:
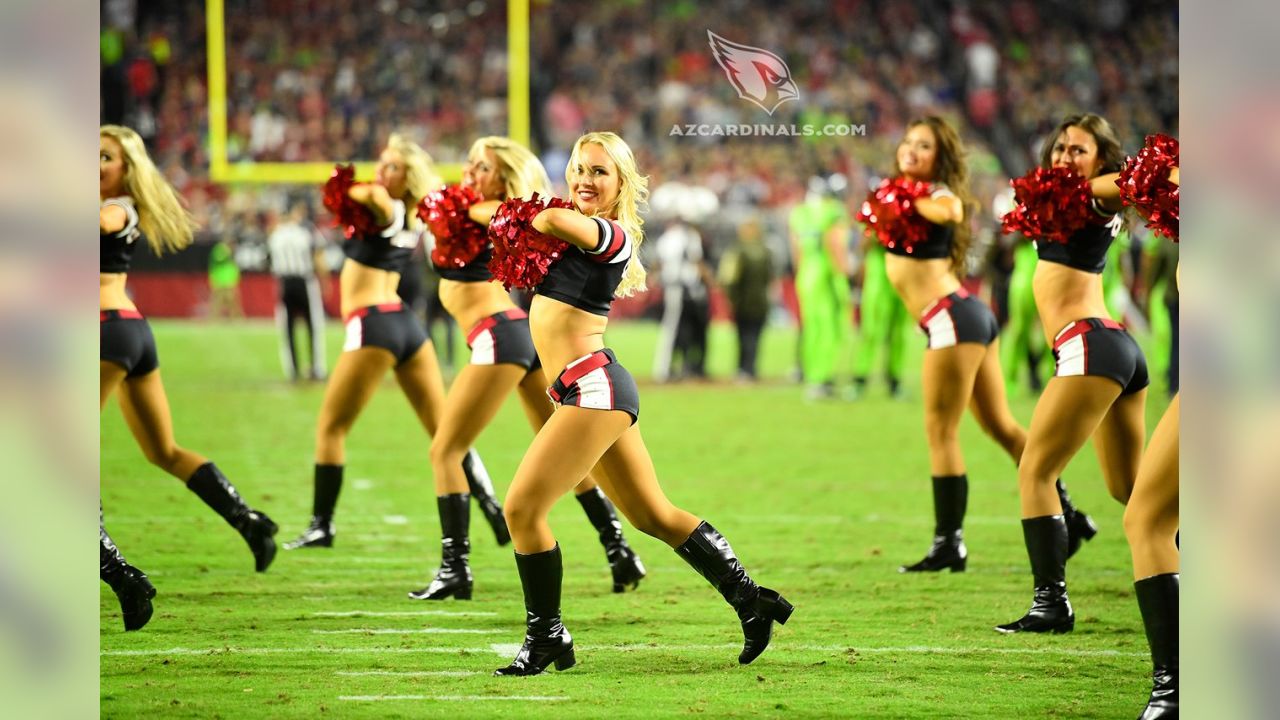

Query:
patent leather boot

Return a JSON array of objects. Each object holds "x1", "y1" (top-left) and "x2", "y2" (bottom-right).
[
  {"x1": 409, "y1": 494, "x2": 473, "y2": 600},
  {"x1": 676, "y1": 521, "x2": 794, "y2": 664},
  {"x1": 899, "y1": 530, "x2": 968, "y2": 572},
  {"x1": 576, "y1": 487, "x2": 646, "y2": 592},
  {"x1": 463, "y1": 449, "x2": 510, "y2": 546},
  {"x1": 101, "y1": 522, "x2": 155, "y2": 631},
  {"x1": 1135, "y1": 574, "x2": 1179, "y2": 719},
  {"x1": 996, "y1": 515, "x2": 1074, "y2": 634},
  {"x1": 1057, "y1": 479, "x2": 1099, "y2": 559},
  {"x1": 186, "y1": 463, "x2": 279, "y2": 572},
  {"x1": 495, "y1": 545, "x2": 575, "y2": 676}
]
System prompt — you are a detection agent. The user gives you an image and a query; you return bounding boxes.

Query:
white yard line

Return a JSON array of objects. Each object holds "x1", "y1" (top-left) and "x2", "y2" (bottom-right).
[
  {"x1": 335, "y1": 670, "x2": 481, "y2": 677},
  {"x1": 311, "y1": 610, "x2": 498, "y2": 618},
  {"x1": 339, "y1": 695, "x2": 568, "y2": 702},
  {"x1": 311, "y1": 628, "x2": 502, "y2": 635},
  {"x1": 104, "y1": 644, "x2": 1146, "y2": 658}
]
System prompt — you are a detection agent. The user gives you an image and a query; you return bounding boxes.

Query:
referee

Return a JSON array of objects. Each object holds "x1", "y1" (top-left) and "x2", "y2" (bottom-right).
[{"x1": 267, "y1": 201, "x2": 328, "y2": 381}]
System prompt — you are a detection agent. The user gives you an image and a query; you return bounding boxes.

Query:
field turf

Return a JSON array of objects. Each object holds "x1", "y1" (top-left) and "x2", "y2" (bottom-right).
[{"x1": 100, "y1": 319, "x2": 1170, "y2": 718}]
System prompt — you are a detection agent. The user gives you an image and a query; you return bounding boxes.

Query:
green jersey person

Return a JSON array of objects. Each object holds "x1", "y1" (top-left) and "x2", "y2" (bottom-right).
[
  {"x1": 788, "y1": 176, "x2": 851, "y2": 399},
  {"x1": 851, "y1": 238, "x2": 911, "y2": 399}
]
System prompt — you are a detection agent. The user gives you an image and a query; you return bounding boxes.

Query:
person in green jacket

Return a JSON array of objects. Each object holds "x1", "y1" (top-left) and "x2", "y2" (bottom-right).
[
  {"x1": 788, "y1": 175, "x2": 851, "y2": 399},
  {"x1": 208, "y1": 236, "x2": 242, "y2": 319},
  {"x1": 850, "y1": 234, "x2": 911, "y2": 399},
  {"x1": 1001, "y1": 236, "x2": 1047, "y2": 393}
]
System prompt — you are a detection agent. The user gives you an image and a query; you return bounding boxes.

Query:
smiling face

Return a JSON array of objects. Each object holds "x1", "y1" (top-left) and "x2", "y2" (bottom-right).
[
  {"x1": 569, "y1": 143, "x2": 620, "y2": 217},
  {"x1": 896, "y1": 124, "x2": 938, "y2": 181},
  {"x1": 1049, "y1": 125, "x2": 1103, "y2": 179},
  {"x1": 375, "y1": 147, "x2": 409, "y2": 198},
  {"x1": 462, "y1": 147, "x2": 506, "y2": 200},
  {"x1": 100, "y1": 135, "x2": 126, "y2": 199}
]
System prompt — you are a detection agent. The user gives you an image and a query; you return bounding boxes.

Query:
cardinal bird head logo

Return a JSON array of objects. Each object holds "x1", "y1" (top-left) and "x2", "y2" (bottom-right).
[{"x1": 707, "y1": 30, "x2": 800, "y2": 116}]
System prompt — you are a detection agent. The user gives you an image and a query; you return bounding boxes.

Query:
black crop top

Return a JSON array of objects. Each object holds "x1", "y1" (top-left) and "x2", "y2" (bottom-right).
[
  {"x1": 342, "y1": 200, "x2": 417, "y2": 272},
  {"x1": 100, "y1": 197, "x2": 141, "y2": 273},
  {"x1": 1035, "y1": 199, "x2": 1123, "y2": 274},
  {"x1": 882, "y1": 185, "x2": 956, "y2": 260},
  {"x1": 536, "y1": 217, "x2": 633, "y2": 316},
  {"x1": 433, "y1": 245, "x2": 494, "y2": 282}
]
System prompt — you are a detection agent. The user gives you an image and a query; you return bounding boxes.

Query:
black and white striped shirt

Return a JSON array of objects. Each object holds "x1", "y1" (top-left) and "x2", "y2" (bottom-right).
[{"x1": 268, "y1": 221, "x2": 319, "y2": 277}]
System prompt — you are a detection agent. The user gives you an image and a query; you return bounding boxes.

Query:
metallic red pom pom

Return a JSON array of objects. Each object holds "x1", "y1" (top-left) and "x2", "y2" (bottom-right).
[
  {"x1": 321, "y1": 164, "x2": 379, "y2": 240},
  {"x1": 1001, "y1": 166, "x2": 1096, "y2": 244},
  {"x1": 856, "y1": 177, "x2": 933, "y2": 253},
  {"x1": 486, "y1": 193, "x2": 574, "y2": 291},
  {"x1": 418, "y1": 184, "x2": 487, "y2": 269},
  {"x1": 1118, "y1": 134, "x2": 1179, "y2": 242}
]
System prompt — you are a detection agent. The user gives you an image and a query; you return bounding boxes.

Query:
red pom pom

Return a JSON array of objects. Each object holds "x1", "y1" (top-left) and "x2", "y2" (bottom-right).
[
  {"x1": 486, "y1": 193, "x2": 574, "y2": 291},
  {"x1": 322, "y1": 164, "x2": 379, "y2": 240},
  {"x1": 855, "y1": 177, "x2": 933, "y2": 253},
  {"x1": 1001, "y1": 166, "x2": 1096, "y2": 244},
  {"x1": 1118, "y1": 134, "x2": 1179, "y2": 242},
  {"x1": 418, "y1": 184, "x2": 488, "y2": 269}
]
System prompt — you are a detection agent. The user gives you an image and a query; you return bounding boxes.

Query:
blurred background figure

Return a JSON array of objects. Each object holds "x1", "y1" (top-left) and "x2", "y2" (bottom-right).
[
  {"x1": 652, "y1": 183, "x2": 718, "y2": 383},
  {"x1": 850, "y1": 230, "x2": 911, "y2": 400},
  {"x1": 718, "y1": 215, "x2": 776, "y2": 382},
  {"x1": 267, "y1": 200, "x2": 328, "y2": 382},
  {"x1": 207, "y1": 235, "x2": 242, "y2": 319},
  {"x1": 993, "y1": 187, "x2": 1048, "y2": 395},
  {"x1": 1141, "y1": 234, "x2": 1179, "y2": 396},
  {"x1": 789, "y1": 174, "x2": 851, "y2": 400}
]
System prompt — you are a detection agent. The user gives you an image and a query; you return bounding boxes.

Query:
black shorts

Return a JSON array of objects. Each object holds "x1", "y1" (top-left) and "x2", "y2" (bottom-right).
[
  {"x1": 465, "y1": 309, "x2": 540, "y2": 371},
  {"x1": 1052, "y1": 318, "x2": 1149, "y2": 395},
  {"x1": 100, "y1": 309, "x2": 159, "y2": 378},
  {"x1": 918, "y1": 289, "x2": 1000, "y2": 350},
  {"x1": 343, "y1": 303, "x2": 427, "y2": 366},
  {"x1": 547, "y1": 348, "x2": 639, "y2": 424}
]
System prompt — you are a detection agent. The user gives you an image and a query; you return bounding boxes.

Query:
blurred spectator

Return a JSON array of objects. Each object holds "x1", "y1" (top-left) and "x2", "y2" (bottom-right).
[
  {"x1": 267, "y1": 201, "x2": 327, "y2": 381},
  {"x1": 718, "y1": 216, "x2": 776, "y2": 381},
  {"x1": 207, "y1": 238, "x2": 242, "y2": 319},
  {"x1": 653, "y1": 215, "x2": 714, "y2": 382}
]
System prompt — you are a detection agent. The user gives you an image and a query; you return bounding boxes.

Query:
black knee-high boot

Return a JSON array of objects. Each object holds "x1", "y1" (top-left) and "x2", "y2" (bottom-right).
[
  {"x1": 100, "y1": 515, "x2": 155, "y2": 631},
  {"x1": 1136, "y1": 574, "x2": 1179, "y2": 719},
  {"x1": 286, "y1": 464, "x2": 342, "y2": 549},
  {"x1": 676, "y1": 521, "x2": 794, "y2": 664},
  {"x1": 996, "y1": 515, "x2": 1074, "y2": 633},
  {"x1": 1056, "y1": 479, "x2": 1099, "y2": 558},
  {"x1": 463, "y1": 449, "x2": 510, "y2": 546},
  {"x1": 901, "y1": 475, "x2": 968, "y2": 573},
  {"x1": 576, "y1": 487, "x2": 646, "y2": 592},
  {"x1": 409, "y1": 494, "x2": 473, "y2": 601},
  {"x1": 494, "y1": 545, "x2": 576, "y2": 676},
  {"x1": 186, "y1": 463, "x2": 279, "y2": 572}
]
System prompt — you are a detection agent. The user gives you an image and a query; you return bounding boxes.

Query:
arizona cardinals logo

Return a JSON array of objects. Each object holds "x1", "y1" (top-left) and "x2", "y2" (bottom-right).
[{"x1": 707, "y1": 30, "x2": 800, "y2": 115}]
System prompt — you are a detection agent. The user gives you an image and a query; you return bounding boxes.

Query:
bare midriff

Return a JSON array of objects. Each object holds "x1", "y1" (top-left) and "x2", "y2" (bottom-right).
[
  {"x1": 439, "y1": 278, "x2": 519, "y2": 337},
  {"x1": 884, "y1": 254, "x2": 962, "y2": 319},
  {"x1": 528, "y1": 294, "x2": 609, "y2": 382},
  {"x1": 100, "y1": 273, "x2": 135, "y2": 311},
  {"x1": 339, "y1": 260, "x2": 401, "y2": 318},
  {"x1": 1033, "y1": 261, "x2": 1113, "y2": 344}
]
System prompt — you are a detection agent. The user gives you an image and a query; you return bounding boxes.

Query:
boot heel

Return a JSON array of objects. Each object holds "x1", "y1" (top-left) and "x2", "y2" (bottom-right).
[
  {"x1": 759, "y1": 589, "x2": 794, "y2": 625},
  {"x1": 453, "y1": 587, "x2": 473, "y2": 601},
  {"x1": 1051, "y1": 617, "x2": 1075, "y2": 634},
  {"x1": 950, "y1": 557, "x2": 967, "y2": 572},
  {"x1": 554, "y1": 648, "x2": 576, "y2": 671}
]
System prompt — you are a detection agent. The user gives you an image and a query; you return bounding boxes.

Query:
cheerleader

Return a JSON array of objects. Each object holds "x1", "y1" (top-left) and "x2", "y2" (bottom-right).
[
  {"x1": 408, "y1": 136, "x2": 645, "y2": 601},
  {"x1": 491, "y1": 132, "x2": 792, "y2": 675},
  {"x1": 862, "y1": 116, "x2": 1095, "y2": 574},
  {"x1": 997, "y1": 114, "x2": 1149, "y2": 634},
  {"x1": 284, "y1": 134, "x2": 491, "y2": 550},
  {"x1": 1119, "y1": 143, "x2": 1179, "y2": 718},
  {"x1": 100, "y1": 125, "x2": 279, "y2": 627}
]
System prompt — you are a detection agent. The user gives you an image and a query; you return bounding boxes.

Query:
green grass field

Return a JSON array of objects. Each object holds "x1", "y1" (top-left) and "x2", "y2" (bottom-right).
[{"x1": 100, "y1": 319, "x2": 1170, "y2": 718}]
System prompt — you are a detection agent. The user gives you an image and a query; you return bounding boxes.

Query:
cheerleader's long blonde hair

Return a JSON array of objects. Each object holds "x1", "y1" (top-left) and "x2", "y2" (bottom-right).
[
  {"x1": 468, "y1": 136, "x2": 552, "y2": 200},
  {"x1": 386, "y1": 133, "x2": 442, "y2": 226},
  {"x1": 566, "y1": 131, "x2": 649, "y2": 297},
  {"x1": 100, "y1": 125, "x2": 198, "y2": 254}
]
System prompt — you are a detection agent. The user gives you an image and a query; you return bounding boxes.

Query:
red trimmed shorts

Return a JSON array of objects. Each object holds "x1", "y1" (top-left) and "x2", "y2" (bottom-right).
[
  {"x1": 342, "y1": 303, "x2": 427, "y2": 366},
  {"x1": 465, "y1": 309, "x2": 539, "y2": 371},
  {"x1": 100, "y1": 309, "x2": 159, "y2": 378},
  {"x1": 546, "y1": 348, "x2": 639, "y2": 424},
  {"x1": 918, "y1": 289, "x2": 1000, "y2": 350},
  {"x1": 1052, "y1": 318, "x2": 1149, "y2": 395}
]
